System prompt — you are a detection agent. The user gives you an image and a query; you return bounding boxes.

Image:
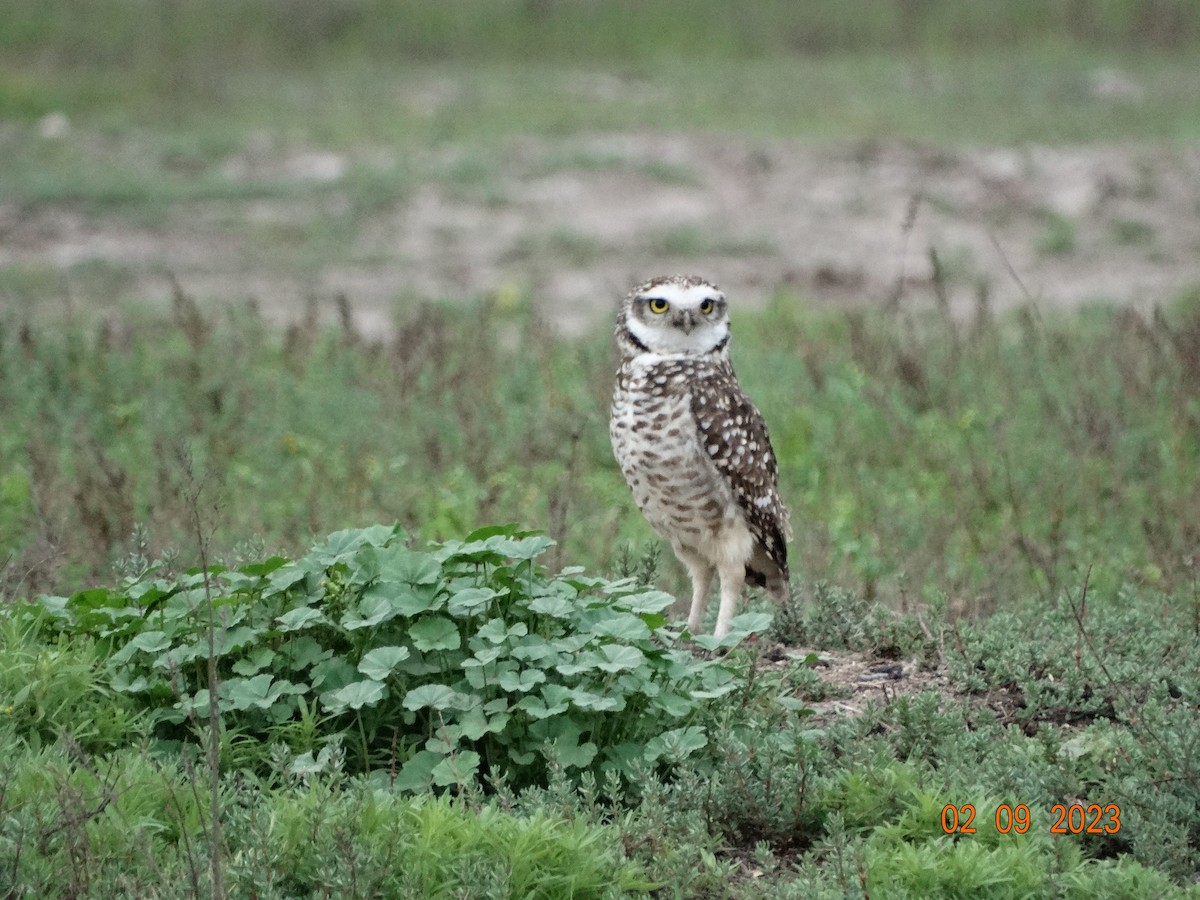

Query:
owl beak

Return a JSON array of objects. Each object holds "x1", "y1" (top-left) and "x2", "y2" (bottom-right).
[{"x1": 673, "y1": 310, "x2": 697, "y2": 333}]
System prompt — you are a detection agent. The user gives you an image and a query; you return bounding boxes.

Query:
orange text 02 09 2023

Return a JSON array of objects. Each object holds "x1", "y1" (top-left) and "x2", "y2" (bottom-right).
[{"x1": 940, "y1": 803, "x2": 1121, "y2": 836}]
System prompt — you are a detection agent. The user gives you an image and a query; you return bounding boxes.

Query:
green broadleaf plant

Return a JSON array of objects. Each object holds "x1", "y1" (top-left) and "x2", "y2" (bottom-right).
[{"x1": 21, "y1": 524, "x2": 769, "y2": 790}]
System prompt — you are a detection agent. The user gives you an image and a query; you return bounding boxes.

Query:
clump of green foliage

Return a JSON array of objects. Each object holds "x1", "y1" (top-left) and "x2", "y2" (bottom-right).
[{"x1": 16, "y1": 524, "x2": 764, "y2": 789}]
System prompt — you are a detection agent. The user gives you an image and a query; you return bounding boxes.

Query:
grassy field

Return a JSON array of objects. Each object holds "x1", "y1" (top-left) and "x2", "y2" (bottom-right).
[
  {"x1": 3, "y1": 293, "x2": 1200, "y2": 896},
  {"x1": 4, "y1": 1, "x2": 1200, "y2": 896}
]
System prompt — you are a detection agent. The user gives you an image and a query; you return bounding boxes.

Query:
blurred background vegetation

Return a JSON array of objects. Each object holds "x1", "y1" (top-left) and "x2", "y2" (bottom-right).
[
  {"x1": 8, "y1": 0, "x2": 1200, "y2": 72},
  {"x1": 2, "y1": 0, "x2": 1199, "y2": 140}
]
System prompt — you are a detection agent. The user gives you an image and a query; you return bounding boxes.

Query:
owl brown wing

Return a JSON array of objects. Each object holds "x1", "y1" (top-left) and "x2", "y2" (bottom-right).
[{"x1": 689, "y1": 363, "x2": 791, "y2": 585}]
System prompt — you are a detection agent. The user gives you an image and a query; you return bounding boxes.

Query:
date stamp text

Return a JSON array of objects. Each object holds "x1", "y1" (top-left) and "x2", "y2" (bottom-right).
[{"x1": 940, "y1": 803, "x2": 1121, "y2": 835}]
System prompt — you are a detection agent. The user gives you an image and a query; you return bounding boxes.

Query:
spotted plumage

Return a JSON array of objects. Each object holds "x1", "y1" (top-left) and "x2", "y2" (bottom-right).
[{"x1": 610, "y1": 274, "x2": 792, "y2": 637}]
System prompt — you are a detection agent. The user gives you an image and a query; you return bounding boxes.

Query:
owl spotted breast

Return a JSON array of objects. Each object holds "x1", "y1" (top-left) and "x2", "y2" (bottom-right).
[{"x1": 610, "y1": 274, "x2": 792, "y2": 637}]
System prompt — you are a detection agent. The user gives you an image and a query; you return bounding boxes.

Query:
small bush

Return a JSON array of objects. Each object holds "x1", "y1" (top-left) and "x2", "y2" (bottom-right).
[{"x1": 15, "y1": 523, "x2": 768, "y2": 790}]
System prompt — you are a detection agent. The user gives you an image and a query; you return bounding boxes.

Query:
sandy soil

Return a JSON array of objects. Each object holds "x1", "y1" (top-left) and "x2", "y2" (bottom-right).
[
  {"x1": 756, "y1": 641, "x2": 1032, "y2": 733},
  {"x1": 3, "y1": 134, "x2": 1199, "y2": 335}
]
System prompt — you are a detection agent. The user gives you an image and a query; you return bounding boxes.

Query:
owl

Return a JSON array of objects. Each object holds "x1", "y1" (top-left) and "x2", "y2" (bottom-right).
[{"x1": 610, "y1": 274, "x2": 792, "y2": 637}]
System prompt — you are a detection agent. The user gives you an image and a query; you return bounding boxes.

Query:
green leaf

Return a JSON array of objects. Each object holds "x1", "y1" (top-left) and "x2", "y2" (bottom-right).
[
  {"x1": 591, "y1": 613, "x2": 652, "y2": 641},
  {"x1": 691, "y1": 667, "x2": 740, "y2": 699},
  {"x1": 178, "y1": 689, "x2": 212, "y2": 718},
  {"x1": 132, "y1": 628, "x2": 172, "y2": 651},
  {"x1": 620, "y1": 590, "x2": 677, "y2": 613},
  {"x1": 310, "y1": 657, "x2": 357, "y2": 692},
  {"x1": 403, "y1": 684, "x2": 466, "y2": 711},
  {"x1": 267, "y1": 563, "x2": 309, "y2": 593},
  {"x1": 528, "y1": 593, "x2": 575, "y2": 618},
  {"x1": 377, "y1": 545, "x2": 441, "y2": 585},
  {"x1": 458, "y1": 708, "x2": 490, "y2": 741},
  {"x1": 239, "y1": 556, "x2": 289, "y2": 577},
  {"x1": 554, "y1": 740, "x2": 598, "y2": 770},
  {"x1": 194, "y1": 625, "x2": 257, "y2": 657},
  {"x1": 341, "y1": 592, "x2": 400, "y2": 630},
  {"x1": 567, "y1": 688, "x2": 622, "y2": 711},
  {"x1": 287, "y1": 750, "x2": 323, "y2": 777},
  {"x1": 497, "y1": 668, "x2": 547, "y2": 693},
  {"x1": 224, "y1": 674, "x2": 306, "y2": 710},
  {"x1": 728, "y1": 612, "x2": 774, "y2": 634},
  {"x1": 602, "y1": 743, "x2": 643, "y2": 776},
  {"x1": 312, "y1": 525, "x2": 399, "y2": 564},
  {"x1": 322, "y1": 679, "x2": 386, "y2": 712},
  {"x1": 477, "y1": 618, "x2": 527, "y2": 644},
  {"x1": 431, "y1": 751, "x2": 481, "y2": 786},
  {"x1": 283, "y1": 636, "x2": 330, "y2": 671},
  {"x1": 347, "y1": 546, "x2": 382, "y2": 584},
  {"x1": 553, "y1": 634, "x2": 591, "y2": 654},
  {"x1": 111, "y1": 670, "x2": 151, "y2": 693},
  {"x1": 449, "y1": 532, "x2": 554, "y2": 564},
  {"x1": 462, "y1": 524, "x2": 519, "y2": 542},
  {"x1": 365, "y1": 580, "x2": 442, "y2": 616},
  {"x1": 68, "y1": 587, "x2": 118, "y2": 610},
  {"x1": 425, "y1": 734, "x2": 457, "y2": 755},
  {"x1": 619, "y1": 673, "x2": 660, "y2": 697},
  {"x1": 276, "y1": 606, "x2": 328, "y2": 632},
  {"x1": 34, "y1": 595, "x2": 70, "y2": 620},
  {"x1": 358, "y1": 646, "x2": 411, "y2": 680},
  {"x1": 410, "y1": 615, "x2": 461, "y2": 651},
  {"x1": 232, "y1": 646, "x2": 276, "y2": 676},
  {"x1": 776, "y1": 696, "x2": 815, "y2": 713},
  {"x1": 510, "y1": 636, "x2": 560, "y2": 664},
  {"x1": 396, "y1": 650, "x2": 443, "y2": 677},
  {"x1": 638, "y1": 612, "x2": 669, "y2": 630},
  {"x1": 595, "y1": 645, "x2": 646, "y2": 673},
  {"x1": 517, "y1": 693, "x2": 569, "y2": 719},
  {"x1": 463, "y1": 646, "x2": 505, "y2": 666},
  {"x1": 652, "y1": 692, "x2": 693, "y2": 717},
  {"x1": 446, "y1": 586, "x2": 497, "y2": 615},
  {"x1": 496, "y1": 534, "x2": 555, "y2": 561},
  {"x1": 555, "y1": 653, "x2": 601, "y2": 676},
  {"x1": 394, "y1": 750, "x2": 440, "y2": 792},
  {"x1": 644, "y1": 726, "x2": 708, "y2": 763}
]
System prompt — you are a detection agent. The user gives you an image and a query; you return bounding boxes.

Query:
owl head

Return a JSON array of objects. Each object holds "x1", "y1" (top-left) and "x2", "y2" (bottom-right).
[{"x1": 616, "y1": 274, "x2": 729, "y2": 358}]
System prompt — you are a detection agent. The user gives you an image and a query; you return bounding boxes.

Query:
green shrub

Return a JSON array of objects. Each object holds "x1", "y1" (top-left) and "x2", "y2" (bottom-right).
[{"x1": 17, "y1": 523, "x2": 767, "y2": 789}]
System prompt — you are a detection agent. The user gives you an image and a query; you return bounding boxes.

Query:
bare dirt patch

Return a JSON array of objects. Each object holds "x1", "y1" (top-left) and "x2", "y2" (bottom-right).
[
  {"x1": 3, "y1": 134, "x2": 1199, "y2": 334},
  {"x1": 754, "y1": 642, "x2": 955, "y2": 725}
]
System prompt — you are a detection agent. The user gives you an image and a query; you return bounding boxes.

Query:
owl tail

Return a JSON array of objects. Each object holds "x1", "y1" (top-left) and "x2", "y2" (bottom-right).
[{"x1": 745, "y1": 544, "x2": 790, "y2": 601}]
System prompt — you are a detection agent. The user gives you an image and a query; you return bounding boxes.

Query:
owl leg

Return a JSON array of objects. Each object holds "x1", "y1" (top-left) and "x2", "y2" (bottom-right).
[
  {"x1": 713, "y1": 561, "x2": 747, "y2": 638},
  {"x1": 673, "y1": 544, "x2": 714, "y2": 634}
]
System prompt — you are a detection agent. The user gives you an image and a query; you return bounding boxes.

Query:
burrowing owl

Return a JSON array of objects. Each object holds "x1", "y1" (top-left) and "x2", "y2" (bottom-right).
[{"x1": 610, "y1": 274, "x2": 792, "y2": 637}]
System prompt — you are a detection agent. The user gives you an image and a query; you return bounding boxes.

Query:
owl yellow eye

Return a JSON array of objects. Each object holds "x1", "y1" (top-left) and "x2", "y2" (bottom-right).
[
  {"x1": 646, "y1": 298, "x2": 669, "y2": 314},
  {"x1": 699, "y1": 298, "x2": 715, "y2": 315}
]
